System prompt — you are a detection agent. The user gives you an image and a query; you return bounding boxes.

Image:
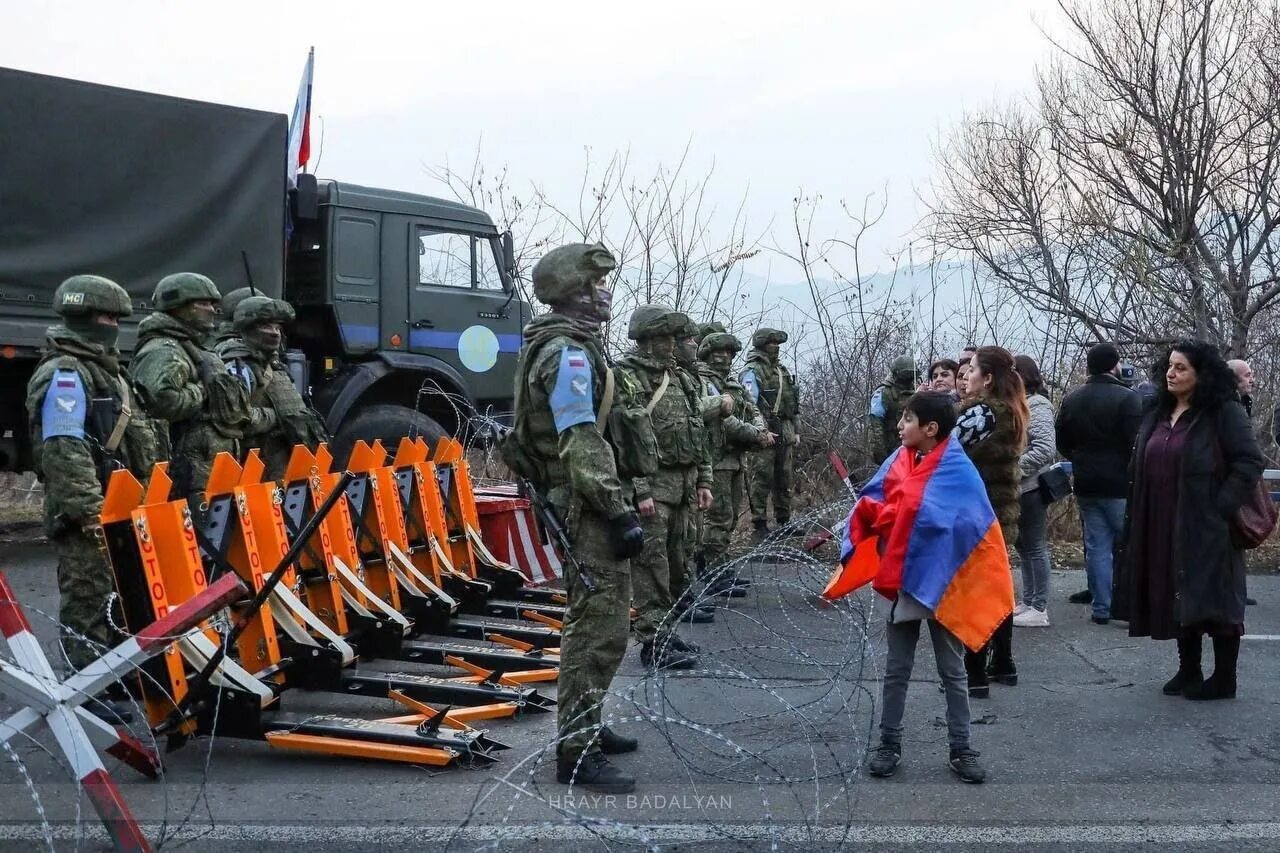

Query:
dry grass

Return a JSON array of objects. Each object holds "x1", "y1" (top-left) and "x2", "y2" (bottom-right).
[{"x1": 0, "y1": 472, "x2": 42, "y2": 528}]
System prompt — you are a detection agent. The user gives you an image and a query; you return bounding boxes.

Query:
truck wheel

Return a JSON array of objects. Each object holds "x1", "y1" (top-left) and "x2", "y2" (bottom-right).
[{"x1": 330, "y1": 404, "x2": 448, "y2": 469}]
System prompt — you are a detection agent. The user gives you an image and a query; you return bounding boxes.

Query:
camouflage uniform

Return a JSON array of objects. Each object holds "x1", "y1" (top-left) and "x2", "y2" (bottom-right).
[
  {"x1": 673, "y1": 317, "x2": 721, "y2": 601},
  {"x1": 742, "y1": 328, "x2": 800, "y2": 529},
  {"x1": 25, "y1": 276, "x2": 160, "y2": 670},
  {"x1": 697, "y1": 333, "x2": 766, "y2": 565},
  {"x1": 506, "y1": 244, "x2": 643, "y2": 775},
  {"x1": 216, "y1": 296, "x2": 328, "y2": 480},
  {"x1": 614, "y1": 307, "x2": 714, "y2": 647},
  {"x1": 129, "y1": 273, "x2": 251, "y2": 511},
  {"x1": 868, "y1": 355, "x2": 920, "y2": 464}
]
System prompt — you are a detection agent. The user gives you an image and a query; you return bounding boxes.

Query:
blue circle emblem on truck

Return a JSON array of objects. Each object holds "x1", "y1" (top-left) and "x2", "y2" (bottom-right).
[{"x1": 458, "y1": 325, "x2": 500, "y2": 373}]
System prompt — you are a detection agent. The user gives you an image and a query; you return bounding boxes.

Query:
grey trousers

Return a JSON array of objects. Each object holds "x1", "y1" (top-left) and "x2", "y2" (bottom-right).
[{"x1": 880, "y1": 619, "x2": 971, "y2": 750}]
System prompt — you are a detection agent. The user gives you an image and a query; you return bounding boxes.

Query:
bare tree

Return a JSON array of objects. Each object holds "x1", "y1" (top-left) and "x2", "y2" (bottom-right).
[{"x1": 929, "y1": 0, "x2": 1280, "y2": 357}]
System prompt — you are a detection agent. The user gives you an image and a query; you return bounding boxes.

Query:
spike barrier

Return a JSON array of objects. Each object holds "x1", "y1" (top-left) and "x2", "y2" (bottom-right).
[
  {"x1": 0, "y1": 561, "x2": 248, "y2": 853},
  {"x1": 97, "y1": 438, "x2": 568, "y2": 769},
  {"x1": 100, "y1": 460, "x2": 501, "y2": 767}
]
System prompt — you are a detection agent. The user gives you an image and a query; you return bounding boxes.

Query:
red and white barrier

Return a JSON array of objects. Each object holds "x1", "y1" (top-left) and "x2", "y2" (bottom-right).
[
  {"x1": 475, "y1": 487, "x2": 563, "y2": 586},
  {"x1": 0, "y1": 570, "x2": 246, "y2": 853}
]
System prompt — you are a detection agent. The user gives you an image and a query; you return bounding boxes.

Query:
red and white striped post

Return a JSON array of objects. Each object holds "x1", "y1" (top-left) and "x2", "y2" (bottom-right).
[{"x1": 0, "y1": 570, "x2": 246, "y2": 853}]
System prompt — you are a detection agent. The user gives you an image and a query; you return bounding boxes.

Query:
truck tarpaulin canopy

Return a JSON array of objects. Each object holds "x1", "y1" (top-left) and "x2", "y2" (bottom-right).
[{"x1": 0, "y1": 67, "x2": 286, "y2": 350}]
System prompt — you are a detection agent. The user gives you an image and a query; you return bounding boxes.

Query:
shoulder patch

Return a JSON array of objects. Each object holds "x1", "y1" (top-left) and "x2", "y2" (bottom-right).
[
  {"x1": 41, "y1": 369, "x2": 87, "y2": 441},
  {"x1": 740, "y1": 368, "x2": 759, "y2": 402},
  {"x1": 705, "y1": 379, "x2": 721, "y2": 396},
  {"x1": 870, "y1": 388, "x2": 886, "y2": 418},
  {"x1": 549, "y1": 347, "x2": 597, "y2": 434}
]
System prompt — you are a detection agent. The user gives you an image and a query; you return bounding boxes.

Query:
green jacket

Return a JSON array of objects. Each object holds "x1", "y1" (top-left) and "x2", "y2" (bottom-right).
[
  {"x1": 697, "y1": 362, "x2": 765, "y2": 470},
  {"x1": 614, "y1": 349, "x2": 714, "y2": 504},
  {"x1": 26, "y1": 326, "x2": 161, "y2": 534},
  {"x1": 510, "y1": 314, "x2": 629, "y2": 520}
]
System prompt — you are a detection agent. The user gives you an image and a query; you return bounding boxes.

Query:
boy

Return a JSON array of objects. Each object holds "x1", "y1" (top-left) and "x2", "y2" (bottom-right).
[{"x1": 866, "y1": 392, "x2": 985, "y2": 783}]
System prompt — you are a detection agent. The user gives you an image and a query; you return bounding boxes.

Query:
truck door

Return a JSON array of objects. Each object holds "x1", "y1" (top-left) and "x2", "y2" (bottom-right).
[{"x1": 408, "y1": 226, "x2": 522, "y2": 405}]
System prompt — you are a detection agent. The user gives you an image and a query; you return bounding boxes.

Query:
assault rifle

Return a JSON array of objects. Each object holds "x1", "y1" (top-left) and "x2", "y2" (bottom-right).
[{"x1": 517, "y1": 477, "x2": 596, "y2": 593}]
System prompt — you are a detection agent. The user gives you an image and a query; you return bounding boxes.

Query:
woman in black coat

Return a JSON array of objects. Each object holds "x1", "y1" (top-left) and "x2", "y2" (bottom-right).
[{"x1": 1123, "y1": 340, "x2": 1264, "y2": 700}]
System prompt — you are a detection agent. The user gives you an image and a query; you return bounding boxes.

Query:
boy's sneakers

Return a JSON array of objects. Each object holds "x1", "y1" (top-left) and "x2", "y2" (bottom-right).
[
  {"x1": 866, "y1": 742, "x2": 901, "y2": 777},
  {"x1": 1013, "y1": 607, "x2": 1049, "y2": 627},
  {"x1": 948, "y1": 747, "x2": 986, "y2": 784},
  {"x1": 1012, "y1": 603, "x2": 1029, "y2": 616}
]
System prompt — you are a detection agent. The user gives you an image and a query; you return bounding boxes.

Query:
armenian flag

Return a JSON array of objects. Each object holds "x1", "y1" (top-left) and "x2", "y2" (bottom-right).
[{"x1": 821, "y1": 436, "x2": 1014, "y2": 651}]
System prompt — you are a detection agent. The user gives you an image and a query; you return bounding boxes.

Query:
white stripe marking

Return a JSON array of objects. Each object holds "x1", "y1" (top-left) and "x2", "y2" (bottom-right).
[
  {"x1": 4, "y1": 821, "x2": 1280, "y2": 845},
  {"x1": 1243, "y1": 634, "x2": 1280, "y2": 640}
]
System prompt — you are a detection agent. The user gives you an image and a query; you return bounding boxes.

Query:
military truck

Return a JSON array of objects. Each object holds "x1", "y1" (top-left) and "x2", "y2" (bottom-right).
[{"x1": 0, "y1": 67, "x2": 527, "y2": 472}]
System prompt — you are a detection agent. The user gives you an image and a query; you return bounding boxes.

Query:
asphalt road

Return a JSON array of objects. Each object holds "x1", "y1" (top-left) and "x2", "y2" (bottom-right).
[{"x1": 0, "y1": 534, "x2": 1277, "y2": 852}]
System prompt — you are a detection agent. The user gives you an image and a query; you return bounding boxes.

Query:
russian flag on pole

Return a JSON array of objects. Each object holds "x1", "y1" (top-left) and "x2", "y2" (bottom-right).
[
  {"x1": 821, "y1": 435, "x2": 1014, "y2": 652},
  {"x1": 286, "y1": 47, "x2": 314, "y2": 188}
]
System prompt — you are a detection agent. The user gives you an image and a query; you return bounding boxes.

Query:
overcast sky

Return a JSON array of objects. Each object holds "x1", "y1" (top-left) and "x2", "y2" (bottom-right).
[{"x1": 7, "y1": 0, "x2": 1059, "y2": 280}]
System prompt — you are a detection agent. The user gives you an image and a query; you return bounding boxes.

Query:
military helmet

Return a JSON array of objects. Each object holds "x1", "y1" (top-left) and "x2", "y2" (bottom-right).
[
  {"x1": 697, "y1": 321, "x2": 727, "y2": 342},
  {"x1": 752, "y1": 327, "x2": 788, "y2": 348},
  {"x1": 52, "y1": 274, "x2": 132, "y2": 318},
  {"x1": 531, "y1": 243, "x2": 617, "y2": 305},
  {"x1": 698, "y1": 332, "x2": 742, "y2": 360},
  {"x1": 233, "y1": 296, "x2": 295, "y2": 331},
  {"x1": 220, "y1": 286, "x2": 255, "y2": 320},
  {"x1": 627, "y1": 304, "x2": 687, "y2": 341},
  {"x1": 677, "y1": 316, "x2": 700, "y2": 339},
  {"x1": 152, "y1": 272, "x2": 220, "y2": 312},
  {"x1": 890, "y1": 355, "x2": 919, "y2": 385}
]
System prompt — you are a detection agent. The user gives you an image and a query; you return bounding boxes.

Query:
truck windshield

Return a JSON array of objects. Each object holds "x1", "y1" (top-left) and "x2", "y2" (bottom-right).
[{"x1": 417, "y1": 230, "x2": 504, "y2": 291}]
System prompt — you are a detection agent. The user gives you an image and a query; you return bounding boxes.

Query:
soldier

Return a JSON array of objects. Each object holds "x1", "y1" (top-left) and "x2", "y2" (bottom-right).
[
  {"x1": 868, "y1": 356, "x2": 921, "y2": 464},
  {"x1": 614, "y1": 306, "x2": 714, "y2": 669},
  {"x1": 217, "y1": 296, "x2": 329, "y2": 480},
  {"x1": 26, "y1": 275, "x2": 161, "y2": 718},
  {"x1": 697, "y1": 332, "x2": 773, "y2": 588},
  {"x1": 741, "y1": 328, "x2": 800, "y2": 538},
  {"x1": 672, "y1": 316, "x2": 721, "y2": 623},
  {"x1": 505, "y1": 242, "x2": 644, "y2": 793},
  {"x1": 129, "y1": 273, "x2": 252, "y2": 514}
]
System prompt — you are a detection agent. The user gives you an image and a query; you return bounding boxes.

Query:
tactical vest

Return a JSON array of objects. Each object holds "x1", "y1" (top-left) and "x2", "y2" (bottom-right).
[
  {"x1": 616, "y1": 354, "x2": 702, "y2": 470},
  {"x1": 30, "y1": 351, "x2": 158, "y2": 488},
  {"x1": 745, "y1": 352, "x2": 798, "y2": 421}
]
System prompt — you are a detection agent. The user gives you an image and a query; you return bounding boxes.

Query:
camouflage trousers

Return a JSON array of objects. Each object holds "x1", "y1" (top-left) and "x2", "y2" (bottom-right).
[
  {"x1": 631, "y1": 498, "x2": 688, "y2": 643},
  {"x1": 55, "y1": 531, "x2": 119, "y2": 672},
  {"x1": 702, "y1": 467, "x2": 746, "y2": 566},
  {"x1": 558, "y1": 506, "x2": 632, "y2": 761},
  {"x1": 748, "y1": 438, "x2": 794, "y2": 525}
]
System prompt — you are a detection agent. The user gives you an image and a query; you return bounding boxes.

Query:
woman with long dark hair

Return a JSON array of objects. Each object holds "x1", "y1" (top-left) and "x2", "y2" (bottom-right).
[
  {"x1": 1012, "y1": 355, "x2": 1057, "y2": 626},
  {"x1": 954, "y1": 346, "x2": 1028, "y2": 696},
  {"x1": 1124, "y1": 340, "x2": 1263, "y2": 700}
]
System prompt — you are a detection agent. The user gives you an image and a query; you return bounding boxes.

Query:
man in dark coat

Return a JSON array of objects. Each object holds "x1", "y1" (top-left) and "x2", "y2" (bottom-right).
[{"x1": 1056, "y1": 343, "x2": 1142, "y2": 623}]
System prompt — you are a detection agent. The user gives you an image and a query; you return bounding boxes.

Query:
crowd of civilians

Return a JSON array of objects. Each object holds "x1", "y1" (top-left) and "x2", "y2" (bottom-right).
[{"x1": 902, "y1": 340, "x2": 1268, "y2": 702}]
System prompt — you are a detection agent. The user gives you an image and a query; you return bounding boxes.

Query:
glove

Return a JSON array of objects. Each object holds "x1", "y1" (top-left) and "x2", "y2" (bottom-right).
[{"x1": 608, "y1": 511, "x2": 645, "y2": 559}]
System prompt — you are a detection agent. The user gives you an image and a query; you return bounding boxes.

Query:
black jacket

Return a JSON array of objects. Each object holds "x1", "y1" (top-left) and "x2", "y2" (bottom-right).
[
  {"x1": 1121, "y1": 401, "x2": 1263, "y2": 636},
  {"x1": 1055, "y1": 374, "x2": 1143, "y2": 498}
]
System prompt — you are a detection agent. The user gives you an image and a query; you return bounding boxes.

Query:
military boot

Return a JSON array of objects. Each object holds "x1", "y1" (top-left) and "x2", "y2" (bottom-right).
[
  {"x1": 599, "y1": 726, "x2": 639, "y2": 755},
  {"x1": 640, "y1": 640, "x2": 697, "y2": 670},
  {"x1": 556, "y1": 751, "x2": 636, "y2": 793}
]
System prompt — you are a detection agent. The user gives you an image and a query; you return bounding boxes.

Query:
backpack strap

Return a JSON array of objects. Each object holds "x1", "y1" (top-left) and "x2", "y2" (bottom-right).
[
  {"x1": 644, "y1": 370, "x2": 672, "y2": 415},
  {"x1": 595, "y1": 367, "x2": 616, "y2": 432}
]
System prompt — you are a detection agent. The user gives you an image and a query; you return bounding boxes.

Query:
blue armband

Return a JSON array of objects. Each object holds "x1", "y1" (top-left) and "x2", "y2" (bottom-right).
[
  {"x1": 41, "y1": 369, "x2": 87, "y2": 440},
  {"x1": 549, "y1": 347, "x2": 597, "y2": 434},
  {"x1": 870, "y1": 388, "x2": 886, "y2": 418},
  {"x1": 740, "y1": 369, "x2": 759, "y2": 403}
]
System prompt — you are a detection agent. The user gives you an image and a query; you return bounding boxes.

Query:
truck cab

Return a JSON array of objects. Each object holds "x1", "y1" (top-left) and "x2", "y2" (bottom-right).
[{"x1": 289, "y1": 180, "x2": 527, "y2": 463}]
